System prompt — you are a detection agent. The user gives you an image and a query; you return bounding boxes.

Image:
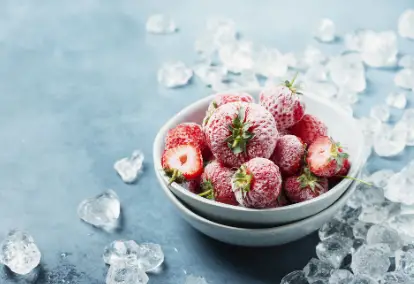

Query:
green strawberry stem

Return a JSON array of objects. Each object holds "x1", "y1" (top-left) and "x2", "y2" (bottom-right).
[
  {"x1": 297, "y1": 167, "x2": 322, "y2": 193},
  {"x1": 199, "y1": 180, "x2": 214, "y2": 199},
  {"x1": 233, "y1": 165, "x2": 253, "y2": 193},
  {"x1": 284, "y1": 72, "x2": 302, "y2": 95},
  {"x1": 225, "y1": 107, "x2": 255, "y2": 154},
  {"x1": 164, "y1": 168, "x2": 185, "y2": 185},
  {"x1": 337, "y1": 175, "x2": 372, "y2": 186}
]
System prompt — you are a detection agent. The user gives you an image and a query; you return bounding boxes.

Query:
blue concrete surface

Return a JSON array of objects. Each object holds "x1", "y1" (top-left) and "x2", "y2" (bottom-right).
[{"x1": 0, "y1": 0, "x2": 413, "y2": 283}]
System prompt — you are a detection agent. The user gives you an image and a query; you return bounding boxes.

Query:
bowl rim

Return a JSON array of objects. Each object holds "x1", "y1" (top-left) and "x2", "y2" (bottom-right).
[
  {"x1": 153, "y1": 87, "x2": 365, "y2": 213},
  {"x1": 156, "y1": 167, "x2": 358, "y2": 232}
]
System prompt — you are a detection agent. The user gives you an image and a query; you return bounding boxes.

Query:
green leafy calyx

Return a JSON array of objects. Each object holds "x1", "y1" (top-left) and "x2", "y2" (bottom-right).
[
  {"x1": 199, "y1": 180, "x2": 215, "y2": 200},
  {"x1": 328, "y1": 138, "x2": 349, "y2": 172},
  {"x1": 233, "y1": 165, "x2": 253, "y2": 195},
  {"x1": 283, "y1": 72, "x2": 303, "y2": 95},
  {"x1": 297, "y1": 167, "x2": 324, "y2": 192},
  {"x1": 225, "y1": 107, "x2": 255, "y2": 154},
  {"x1": 164, "y1": 168, "x2": 186, "y2": 185}
]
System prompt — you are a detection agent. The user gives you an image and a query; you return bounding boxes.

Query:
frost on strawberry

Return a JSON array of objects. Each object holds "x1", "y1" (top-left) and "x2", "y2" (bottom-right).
[
  {"x1": 271, "y1": 135, "x2": 305, "y2": 176},
  {"x1": 231, "y1": 158, "x2": 282, "y2": 209},
  {"x1": 284, "y1": 167, "x2": 329, "y2": 203},
  {"x1": 259, "y1": 74, "x2": 306, "y2": 130},
  {"x1": 161, "y1": 144, "x2": 203, "y2": 184},
  {"x1": 202, "y1": 92, "x2": 253, "y2": 127},
  {"x1": 289, "y1": 114, "x2": 328, "y2": 145},
  {"x1": 307, "y1": 136, "x2": 349, "y2": 177},
  {"x1": 165, "y1": 123, "x2": 208, "y2": 157},
  {"x1": 199, "y1": 160, "x2": 238, "y2": 205},
  {"x1": 204, "y1": 102, "x2": 278, "y2": 167}
]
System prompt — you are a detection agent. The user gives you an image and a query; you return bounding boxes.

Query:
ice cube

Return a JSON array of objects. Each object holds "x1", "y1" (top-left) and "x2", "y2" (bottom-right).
[
  {"x1": 387, "y1": 214, "x2": 414, "y2": 242},
  {"x1": 146, "y1": 14, "x2": 177, "y2": 34},
  {"x1": 218, "y1": 41, "x2": 254, "y2": 73},
  {"x1": 358, "y1": 116, "x2": 382, "y2": 147},
  {"x1": 373, "y1": 124, "x2": 406, "y2": 157},
  {"x1": 366, "y1": 169, "x2": 395, "y2": 188},
  {"x1": 314, "y1": 18, "x2": 336, "y2": 42},
  {"x1": 305, "y1": 64, "x2": 328, "y2": 82},
  {"x1": 360, "y1": 30, "x2": 398, "y2": 68},
  {"x1": 253, "y1": 46, "x2": 288, "y2": 78},
  {"x1": 303, "y1": 258, "x2": 334, "y2": 282},
  {"x1": 357, "y1": 184, "x2": 385, "y2": 207},
  {"x1": 395, "y1": 249, "x2": 414, "y2": 278},
  {"x1": 384, "y1": 163, "x2": 414, "y2": 205},
  {"x1": 386, "y1": 92, "x2": 407, "y2": 109},
  {"x1": 106, "y1": 261, "x2": 148, "y2": 284},
  {"x1": 379, "y1": 271, "x2": 411, "y2": 284},
  {"x1": 206, "y1": 17, "x2": 237, "y2": 48},
  {"x1": 193, "y1": 64, "x2": 227, "y2": 86},
  {"x1": 344, "y1": 30, "x2": 370, "y2": 51},
  {"x1": 304, "y1": 80, "x2": 337, "y2": 99},
  {"x1": 394, "y1": 69, "x2": 414, "y2": 90},
  {"x1": 351, "y1": 244, "x2": 391, "y2": 279},
  {"x1": 370, "y1": 105, "x2": 390, "y2": 122},
  {"x1": 298, "y1": 45, "x2": 328, "y2": 69},
  {"x1": 319, "y1": 218, "x2": 354, "y2": 240},
  {"x1": 114, "y1": 150, "x2": 144, "y2": 184},
  {"x1": 335, "y1": 206, "x2": 362, "y2": 226},
  {"x1": 335, "y1": 89, "x2": 359, "y2": 105},
  {"x1": 352, "y1": 221, "x2": 371, "y2": 240},
  {"x1": 316, "y1": 235, "x2": 353, "y2": 268},
  {"x1": 329, "y1": 269, "x2": 354, "y2": 284},
  {"x1": 194, "y1": 34, "x2": 216, "y2": 60},
  {"x1": 103, "y1": 240, "x2": 140, "y2": 266},
  {"x1": 77, "y1": 189, "x2": 120, "y2": 230},
  {"x1": 185, "y1": 275, "x2": 209, "y2": 284},
  {"x1": 327, "y1": 53, "x2": 366, "y2": 93},
  {"x1": 136, "y1": 243, "x2": 164, "y2": 272},
  {"x1": 280, "y1": 271, "x2": 309, "y2": 284},
  {"x1": 400, "y1": 204, "x2": 414, "y2": 215},
  {"x1": 0, "y1": 230, "x2": 41, "y2": 275},
  {"x1": 394, "y1": 119, "x2": 414, "y2": 146},
  {"x1": 350, "y1": 275, "x2": 378, "y2": 284},
  {"x1": 398, "y1": 55, "x2": 414, "y2": 69},
  {"x1": 366, "y1": 224, "x2": 403, "y2": 252},
  {"x1": 157, "y1": 61, "x2": 193, "y2": 88},
  {"x1": 398, "y1": 9, "x2": 414, "y2": 39},
  {"x1": 358, "y1": 201, "x2": 397, "y2": 224}
]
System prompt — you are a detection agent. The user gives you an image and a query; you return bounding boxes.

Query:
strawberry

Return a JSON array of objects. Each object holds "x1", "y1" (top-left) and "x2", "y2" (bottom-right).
[
  {"x1": 165, "y1": 123, "x2": 208, "y2": 157},
  {"x1": 199, "y1": 160, "x2": 238, "y2": 205},
  {"x1": 337, "y1": 154, "x2": 351, "y2": 176},
  {"x1": 259, "y1": 75, "x2": 305, "y2": 130},
  {"x1": 288, "y1": 114, "x2": 328, "y2": 146},
  {"x1": 274, "y1": 190, "x2": 290, "y2": 207},
  {"x1": 162, "y1": 144, "x2": 203, "y2": 184},
  {"x1": 202, "y1": 92, "x2": 254, "y2": 127},
  {"x1": 231, "y1": 158, "x2": 282, "y2": 209},
  {"x1": 271, "y1": 135, "x2": 305, "y2": 176},
  {"x1": 204, "y1": 102, "x2": 278, "y2": 167},
  {"x1": 307, "y1": 136, "x2": 349, "y2": 177},
  {"x1": 185, "y1": 177, "x2": 201, "y2": 194},
  {"x1": 284, "y1": 167, "x2": 329, "y2": 203}
]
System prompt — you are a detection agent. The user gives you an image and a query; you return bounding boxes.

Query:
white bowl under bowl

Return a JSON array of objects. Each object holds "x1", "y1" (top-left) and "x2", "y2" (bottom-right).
[
  {"x1": 156, "y1": 169, "x2": 358, "y2": 247},
  {"x1": 153, "y1": 88, "x2": 364, "y2": 228}
]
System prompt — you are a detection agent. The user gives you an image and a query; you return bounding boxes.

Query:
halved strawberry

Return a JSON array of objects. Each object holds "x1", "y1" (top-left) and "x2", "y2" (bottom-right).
[
  {"x1": 306, "y1": 136, "x2": 349, "y2": 177},
  {"x1": 162, "y1": 144, "x2": 203, "y2": 184}
]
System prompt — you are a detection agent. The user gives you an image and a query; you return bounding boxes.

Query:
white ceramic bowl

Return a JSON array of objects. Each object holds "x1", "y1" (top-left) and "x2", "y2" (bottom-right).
[
  {"x1": 153, "y1": 88, "x2": 364, "y2": 228},
  {"x1": 156, "y1": 169, "x2": 358, "y2": 247}
]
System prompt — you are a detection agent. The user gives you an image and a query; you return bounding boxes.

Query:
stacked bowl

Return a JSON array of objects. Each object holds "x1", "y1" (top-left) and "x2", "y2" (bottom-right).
[{"x1": 153, "y1": 88, "x2": 365, "y2": 247}]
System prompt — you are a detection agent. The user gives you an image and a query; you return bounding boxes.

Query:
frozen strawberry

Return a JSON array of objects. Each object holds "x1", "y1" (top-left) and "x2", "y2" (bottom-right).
[
  {"x1": 185, "y1": 177, "x2": 201, "y2": 193},
  {"x1": 274, "y1": 190, "x2": 290, "y2": 207},
  {"x1": 204, "y1": 102, "x2": 278, "y2": 167},
  {"x1": 259, "y1": 75, "x2": 305, "y2": 130},
  {"x1": 307, "y1": 136, "x2": 349, "y2": 177},
  {"x1": 199, "y1": 160, "x2": 238, "y2": 205},
  {"x1": 271, "y1": 135, "x2": 305, "y2": 176},
  {"x1": 202, "y1": 92, "x2": 254, "y2": 127},
  {"x1": 288, "y1": 114, "x2": 328, "y2": 146},
  {"x1": 165, "y1": 123, "x2": 208, "y2": 156},
  {"x1": 284, "y1": 167, "x2": 329, "y2": 203},
  {"x1": 231, "y1": 158, "x2": 282, "y2": 209},
  {"x1": 162, "y1": 144, "x2": 203, "y2": 184},
  {"x1": 336, "y1": 153, "x2": 351, "y2": 176}
]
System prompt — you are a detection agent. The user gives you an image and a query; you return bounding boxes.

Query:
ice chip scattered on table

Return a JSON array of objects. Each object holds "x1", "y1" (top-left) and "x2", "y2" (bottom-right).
[
  {"x1": 305, "y1": 63, "x2": 328, "y2": 82},
  {"x1": 185, "y1": 275, "x2": 209, "y2": 284},
  {"x1": 370, "y1": 104, "x2": 390, "y2": 122},
  {"x1": 386, "y1": 92, "x2": 407, "y2": 109},
  {"x1": 361, "y1": 30, "x2": 398, "y2": 68},
  {"x1": 394, "y1": 69, "x2": 414, "y2": 90},
  {"x1": 114, "y1": 150, "x2": 144, "y2": 184},
  {"x1": 253, "y1": 46, "x2": 288, "y2": 78},
  {"x1": 359, "y1": 201, "x2": 398, "y2": 224},
  {"x1": 0, "y1": 230, "x2": 41, "y2": 275},
  {"x1": 329, "y1": 269, "x2": 354, "y2": 284},
  {"x1": 319, "y1": 218, "x2": 354, "y2": 240},
  {"x1": 351, "y1": 244, "x2": 391, "y2": 280},
  {"x1": 335, "y1": 205, "x2": 362, "y2": 226},
  {"x1": 398, "y1": 55, "x2": 414, "y2": 69},
  {"x1": 387, "y1": 214, "x2": 414, "y2": 242},
  {"x1": 157, "y1": 61, "x2": 193, "y2": 88},
  {"x1": 103, "y1": 240, "x2": 140, "y2": 266},
  {"x1": 77, "y1": 189, "x2": 120, "y2": 230},
  {"x1": 218, "y1": 40, "x2": 254, "y2": 73},
  {"x1": 379, "y1": 271, "x2": 411, "y2": 283},
  {"x1": 366, "y1": 224, "x2": 403, "y2": 252},
  {"x1": 314, "y1": 18, "x2": 336, "y2": 42},
  {"x1": 384, "y1": 162, "x2": 414, "y2": 205},
  {"x1": 398, "y1": 9, "x2": 414, "y2": 39},
  {"x1": 316, "y1": 235, "x2": 353, "y2": 268},
  {"x1": 327, "y1": 53, "x2": 366, "y2": 93},
  {"x1": 395, "y1": 249, "x2": 414, "y2": 278},
  {"x1": 206, "y1": 17, "x2": 237, "y2": 48},
  {"x1": 135, "y1": 243, "x2": 164, "y2": 272},
  {"x1": 303, "y1": 258, "x2": 333, "y2": 282},
  {"x1": 146, "y1": 14, "x2": 177, "y2": 34},
  {"x1": 193, "y1": 64, "x2": 227, "y2": 86},
  {"x1": 106, "y1": 261, "x2": 148, "y2": 284},
  {"x1": 366, "y1": 169, "x2": 395, "y2": 188},
  {"x1": 350, "y1": 275, "x2": 378, "y2": 284},
  {"x1": 352, "y1": 221, "x2": 372, "y2": 240},
  {"x1": 373, "y1": 124, "x2": 406, "y2": 157}
]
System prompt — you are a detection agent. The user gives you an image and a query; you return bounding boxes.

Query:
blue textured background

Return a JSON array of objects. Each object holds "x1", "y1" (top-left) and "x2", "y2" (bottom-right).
[{"x1": 0, "y1": 0, "x2": 413, "y2": 283}]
